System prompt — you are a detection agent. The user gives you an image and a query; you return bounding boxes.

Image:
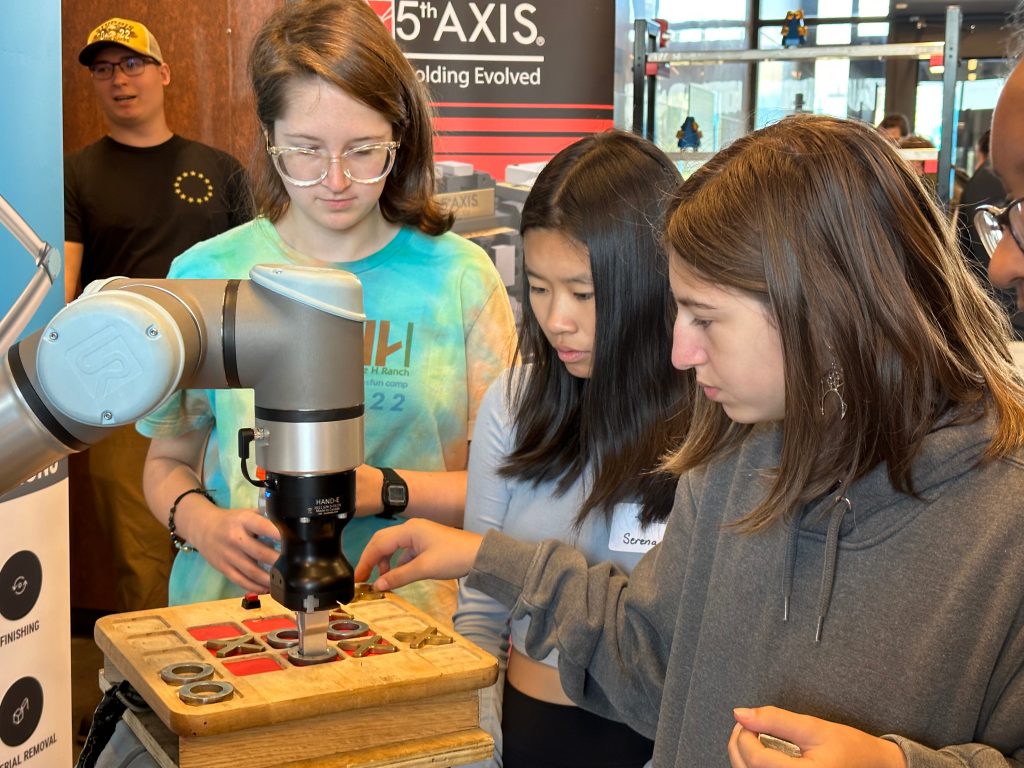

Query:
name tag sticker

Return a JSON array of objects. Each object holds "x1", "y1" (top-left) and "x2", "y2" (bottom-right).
[{"x1": 608, "y1": 505, "x2": 665, "y2": 553}]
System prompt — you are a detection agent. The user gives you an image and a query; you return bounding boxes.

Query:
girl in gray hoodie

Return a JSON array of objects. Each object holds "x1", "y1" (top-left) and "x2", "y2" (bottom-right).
[{"x1": 357, "y1": 114, "x2": 1024, "y2": 768}]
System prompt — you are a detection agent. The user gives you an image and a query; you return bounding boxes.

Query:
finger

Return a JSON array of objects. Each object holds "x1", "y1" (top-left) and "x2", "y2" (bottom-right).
[
  {"x1": 738, "y1": 726, "x2": 797, "y2": 768},
  {"x1": 236, "y1": 559, "x2": 273, "y2": 591},
  {"x1": 733, "y1": 706, "x2": 810, "y2": 744},
  {"x1": 373, "y1": 555, "x2": 436, "y2": 592},
  {"x1": 238, "y1": 536, "x2": 280, "y2": 567},
  {"x1": 727, "y1": 723, "x2": 749, "y2": 768},
  {"x1": 354, "y1": 525, "x2": 409, "y2": 581},
  {"x1": 733, "y1": 708, "x2": 808, "y2": 765},
  {"x1": 225, "y1": 564, "x2": 271, "y2": 594},
  {"x1": 246, "y1": 516, "x2": 281, "y2": 541}
]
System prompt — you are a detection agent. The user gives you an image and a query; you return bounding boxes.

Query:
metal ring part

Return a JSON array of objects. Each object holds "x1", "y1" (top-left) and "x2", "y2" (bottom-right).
[
  {"x1": 286, "y1": 646, "x2": 340, "y2": 666},
  {"x1": 178, "y1": 680, "x2": 234, "y2": 706},
  {"x1": 159, "y1": 662, "x2": 215, "y2": 686},
  {"x1": 266, "y1": 628, "x2": 300, "y2": 649},
  {"x1": 327, "y1": 619, "x2": 369, "y2": 641}
]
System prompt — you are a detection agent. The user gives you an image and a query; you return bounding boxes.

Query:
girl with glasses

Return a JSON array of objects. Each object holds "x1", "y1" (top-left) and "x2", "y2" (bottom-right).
[
  {"x1": 356, "y1": 115, "x2": 1024, "y2": 767},
  {"x1": 136, "y1": 0, "x2": 515, "y2": 608},
  {"x1": 454, "y1": 131, "x2": 689, "y2": 768}
]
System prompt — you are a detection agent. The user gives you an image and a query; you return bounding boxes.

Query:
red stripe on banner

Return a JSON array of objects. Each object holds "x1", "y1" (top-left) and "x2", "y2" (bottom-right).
[
  {"x1": 433, "y1": 102, "x2": 614, "y2": 111},
  {"x1": 436, "y1": 134, "x2": 582, "y2": 154},
  {"x1": 434, "y1": 117, "x2": 613, "y2": 133}
]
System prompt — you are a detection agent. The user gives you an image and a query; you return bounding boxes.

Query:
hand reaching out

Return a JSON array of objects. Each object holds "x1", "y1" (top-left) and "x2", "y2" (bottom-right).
[
  {"x1": 354, "y1": 518, "x2": 483, "y2": 590},
  {"x1": 188, "y1": 504, "x2": 280, "y2": 594},
  {"x1": 727, "y1": 706, "x2": 907, "y2": 768}
]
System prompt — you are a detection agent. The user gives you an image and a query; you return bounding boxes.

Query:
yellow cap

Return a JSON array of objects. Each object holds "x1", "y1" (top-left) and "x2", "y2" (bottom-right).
[{"x1": 79, "y1": 17, "x2": 163, "y2": 65}]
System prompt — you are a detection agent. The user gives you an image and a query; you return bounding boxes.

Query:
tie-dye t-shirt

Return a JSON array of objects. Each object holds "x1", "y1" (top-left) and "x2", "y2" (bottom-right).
[{"x1": 137, "y1": 217, "x2": 515, "y2": 605}]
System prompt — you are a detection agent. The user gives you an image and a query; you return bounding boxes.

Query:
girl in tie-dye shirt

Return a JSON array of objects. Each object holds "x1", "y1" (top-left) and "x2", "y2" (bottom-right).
[{"x1": 136, "y1": 0, "x2": 514, "y2": 606}]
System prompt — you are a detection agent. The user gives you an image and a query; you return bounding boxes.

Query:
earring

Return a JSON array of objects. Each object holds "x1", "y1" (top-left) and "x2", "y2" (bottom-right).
[{"x1": 819, "y1": 359, "x2": 847, "y2": 420}]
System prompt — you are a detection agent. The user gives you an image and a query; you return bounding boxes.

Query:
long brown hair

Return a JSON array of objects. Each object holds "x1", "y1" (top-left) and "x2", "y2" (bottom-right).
[
  {"x1": 664, "y1": 114, "x2": 1024, "y2": 531},
  {"x1": 247, "y1": 0, "x2": 452, "y2": 234},
  {"x1": 503, "y1": 130, "x2": 689, "y2": 527}
]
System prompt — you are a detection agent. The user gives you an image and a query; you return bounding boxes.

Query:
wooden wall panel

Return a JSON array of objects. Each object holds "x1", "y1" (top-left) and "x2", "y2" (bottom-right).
[
  {"x1": 62, "y1": 0, "x2": 283, "y2": 166},
  {"x1": 61, "y1": 0, "x2": 281, "y2": 612}
]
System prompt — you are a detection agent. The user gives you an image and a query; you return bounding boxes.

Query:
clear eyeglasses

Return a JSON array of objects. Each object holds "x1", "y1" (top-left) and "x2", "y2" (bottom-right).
[
  {"x1": 974, "y1": 197, "x2": 1024, "y2": 257},
  {"x1": 88, "y1": 56, "x2": 159, "y2": 80},
  {"x1": 267, "y1": 139, "x2": 400, "y2": 186}
]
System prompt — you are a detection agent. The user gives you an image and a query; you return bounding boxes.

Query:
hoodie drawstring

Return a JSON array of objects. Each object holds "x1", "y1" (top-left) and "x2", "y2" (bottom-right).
[
  {"x1": 781, "y1": 495, "x2": 852, "y2": 642},
  {"x1": 815, "y1": 496, "x2": 851, "y2": 642},
  {"x1": 782, "y1": 515, "x2": 800, "y2": 623}
]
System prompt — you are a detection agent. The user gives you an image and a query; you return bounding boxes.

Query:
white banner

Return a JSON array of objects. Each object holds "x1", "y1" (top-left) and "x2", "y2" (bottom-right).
[{"x1": 0, "y1": 467, "x2": 71, "y2": 768}]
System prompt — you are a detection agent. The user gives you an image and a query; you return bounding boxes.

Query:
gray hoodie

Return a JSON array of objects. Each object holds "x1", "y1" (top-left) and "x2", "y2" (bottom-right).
[{"x1": 467, "y1": 415, "x2": 1024, "y2": 767}]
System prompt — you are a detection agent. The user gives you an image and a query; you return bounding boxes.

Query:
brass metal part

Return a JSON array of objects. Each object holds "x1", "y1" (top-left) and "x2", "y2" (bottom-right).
[
  {"x1": 393, "y1": 626, "x2": 453, "y2": 649},
  {"x1": 178, "y1": 680, "x2": 234, "y2": 706},
  {"x1": 159, "y1": 662, "x2": 215, "y2": 686},
  {"x1": 337, "y1": 633, "x2": 397, "y2": 657},
  {"x1": 204, "y1": 634, "x2": 264, "y2": 658},
  {"x1": 349, "y1": 583, "x2": 385, "y2": 602}
]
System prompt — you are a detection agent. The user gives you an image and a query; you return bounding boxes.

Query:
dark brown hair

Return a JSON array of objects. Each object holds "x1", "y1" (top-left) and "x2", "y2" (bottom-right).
[
  {"x1": 503, "y1": 130, "x2": 690, "y2": 527},
  {"x1": 664, "y1": 114, "x2": 1024, "y2": 531},
  {"x1": 247, "y1": 0, "x2": 451, "y2": 234},
  {"x1": 878, "y1": 112, "x2": 910, "y2": 138}
]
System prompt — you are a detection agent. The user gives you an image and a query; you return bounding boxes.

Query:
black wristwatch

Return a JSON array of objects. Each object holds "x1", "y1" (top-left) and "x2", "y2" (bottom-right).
[{"x1": 376, "y1": 467, "x2": 408, "y2": 519}]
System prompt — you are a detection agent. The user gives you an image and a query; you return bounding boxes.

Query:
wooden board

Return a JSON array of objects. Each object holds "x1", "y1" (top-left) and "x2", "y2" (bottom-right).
[
  {"x1": 121, "y1": 707, "x2": 496, "y2": 768},
  {"x1": 94, "y1": 588, "x2": 498, "y2": 752}
]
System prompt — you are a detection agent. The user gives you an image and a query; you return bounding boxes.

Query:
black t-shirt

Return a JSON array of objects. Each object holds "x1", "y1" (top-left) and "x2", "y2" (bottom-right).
[{"x1": 64, "y1": 135, "x2": 253, "y2": 285}]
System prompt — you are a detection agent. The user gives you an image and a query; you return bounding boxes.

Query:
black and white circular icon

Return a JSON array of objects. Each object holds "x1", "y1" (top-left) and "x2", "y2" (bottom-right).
[
  {"x1": 0, "y1": 677, "x2": 43, "y2": 747},
  {"x1": 0, "y1": 550, "x2": 43, "y2": 621}
]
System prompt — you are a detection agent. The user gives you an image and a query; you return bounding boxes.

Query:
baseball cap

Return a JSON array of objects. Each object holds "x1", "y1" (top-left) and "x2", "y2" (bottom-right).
[{"x1": 78, "y1": 17, "x2": 164, "y2": 66}]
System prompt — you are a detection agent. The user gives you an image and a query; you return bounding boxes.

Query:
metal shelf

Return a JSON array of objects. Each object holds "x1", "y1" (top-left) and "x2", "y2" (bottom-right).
[
  {"x1": 632, "y1": 6, "x2": 962, "y2": 205},
  {"x1": 647, "y1": 41, "x2": 944, "y2": 65}
]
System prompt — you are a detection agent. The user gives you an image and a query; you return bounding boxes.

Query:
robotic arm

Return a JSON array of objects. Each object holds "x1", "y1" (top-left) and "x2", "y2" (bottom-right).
[{"x1": 0, "y1": 265, "x2": 364, "y2": 660}]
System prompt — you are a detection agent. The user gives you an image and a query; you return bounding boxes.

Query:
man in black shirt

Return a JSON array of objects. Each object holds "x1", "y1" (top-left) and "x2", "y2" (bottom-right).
[{"x1": 65, "y1": 17, "x2": 251, "y2": 612}]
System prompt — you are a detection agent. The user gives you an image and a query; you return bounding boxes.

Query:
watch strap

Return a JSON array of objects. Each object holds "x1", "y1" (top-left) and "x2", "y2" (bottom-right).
[{"x1": 376, "y1": 466, "x2": 408, "y2": 519}]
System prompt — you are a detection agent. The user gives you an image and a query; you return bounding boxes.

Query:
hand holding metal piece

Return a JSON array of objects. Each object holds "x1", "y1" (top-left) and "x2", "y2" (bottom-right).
[{"x1": 0, "y1": 193, "x2": 61, "y2": 353}]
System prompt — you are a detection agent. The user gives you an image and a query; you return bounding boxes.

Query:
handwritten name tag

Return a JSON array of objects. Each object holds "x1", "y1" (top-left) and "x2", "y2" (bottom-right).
[{"x1": 608, "y1": 504, "x2": 666, "y2": 553}]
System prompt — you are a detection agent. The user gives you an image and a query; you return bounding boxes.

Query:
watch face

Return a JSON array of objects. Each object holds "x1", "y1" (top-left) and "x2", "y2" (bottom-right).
[{"x1": 385, "y1": 486, "x2": 407, "y2": 505}]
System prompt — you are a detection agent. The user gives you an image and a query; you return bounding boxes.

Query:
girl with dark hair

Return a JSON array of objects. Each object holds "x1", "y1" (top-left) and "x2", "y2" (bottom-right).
[
  {"x1": 454, "y1": 130, "x2": 688, "y2": 768},
  {"x1": 137, "y1": 0, "x2": 515, "y2": 605},
  {"x1": 357, "y1": 115, "x2": 1024, "y2": 767}
]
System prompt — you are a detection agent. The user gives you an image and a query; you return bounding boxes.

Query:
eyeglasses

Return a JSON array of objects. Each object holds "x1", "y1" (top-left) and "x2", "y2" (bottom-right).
[
  {"x1": 88, "y1": 55, "x2": 160, "y2": 80},
  {"x1": 266, "y1": 138, "x2": 400, "y2": 186},
  {"x1": 974, "y1": 197, "x2": 1024, "y2": 257}
]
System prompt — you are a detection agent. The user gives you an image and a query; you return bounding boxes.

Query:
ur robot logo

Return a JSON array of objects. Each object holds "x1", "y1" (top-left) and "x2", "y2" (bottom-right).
[{"x1": 69, "y1": 324, "x2": 144, "y2": 400}]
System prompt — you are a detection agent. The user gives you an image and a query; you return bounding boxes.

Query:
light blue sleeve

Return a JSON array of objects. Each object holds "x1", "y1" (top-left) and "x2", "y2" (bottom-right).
[{"x1": 454, "y1": 374, "x2": 516, "y2": 768}]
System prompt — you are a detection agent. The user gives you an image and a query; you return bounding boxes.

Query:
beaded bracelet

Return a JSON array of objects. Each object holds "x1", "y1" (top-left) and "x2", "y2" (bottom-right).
[{"x1": 169, "y1": 487, "x2": 212, "y2": 553}]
